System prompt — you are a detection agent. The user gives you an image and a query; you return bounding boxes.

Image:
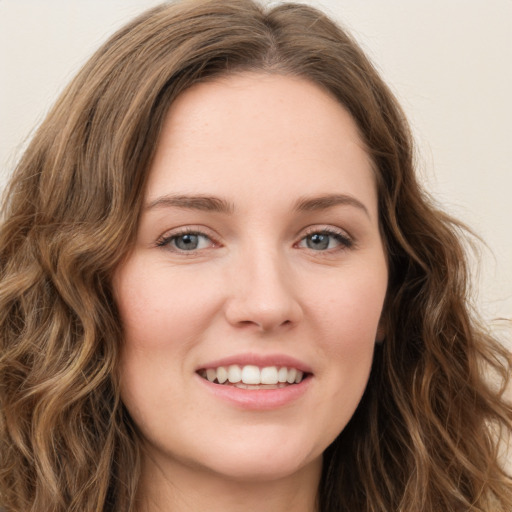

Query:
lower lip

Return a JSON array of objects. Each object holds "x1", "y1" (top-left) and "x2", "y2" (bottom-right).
[{"x1": 196, "y1": 374, "x2": 312, "y2": 410}]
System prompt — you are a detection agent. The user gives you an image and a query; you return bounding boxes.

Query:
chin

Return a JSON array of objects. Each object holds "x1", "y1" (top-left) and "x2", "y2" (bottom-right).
[
  {"x1": 192, "y1": 431, "x2": 324, "y2": 483},
  {"x1": 144, "y1": 428, "x2": 322, "y2": 485},
  {"x1": 202, "y1": 450, "x2": 321, "y2": 484}
]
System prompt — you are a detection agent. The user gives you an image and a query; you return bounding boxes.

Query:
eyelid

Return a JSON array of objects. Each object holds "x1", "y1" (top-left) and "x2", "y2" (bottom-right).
[
  {"x1": 156, "y1": 226, "x2": 220, "y2": 251},
  {"x1": 296, "y1": 225, "x2": 355, "y2": 249},
  {"x1": 154, "y1": 224, "x2": 355, "y2": 253}
]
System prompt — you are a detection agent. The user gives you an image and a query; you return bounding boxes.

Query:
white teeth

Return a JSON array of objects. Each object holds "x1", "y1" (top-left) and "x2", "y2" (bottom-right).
[
  {"x1": 201, "y1": 365, "x2": 306, "y2": 386},
  {"x1": 234, "y1": 382, "x2": 288, "y2": 390},
  {"x1": 228, "y1": 365, "x2": 242, "y2": 383},
  {"x1": 241, "y1": 365, "x2": 260, "y2": 384},
  {"x1": 260, "y1": 366, "x2": 278, "y2": 385},
  {"x1": 216, "y1": 366, "x2": 228, "y2": 384},
  {"x1": 286, "y1": 367, "x2": 297, "y2": 384}
]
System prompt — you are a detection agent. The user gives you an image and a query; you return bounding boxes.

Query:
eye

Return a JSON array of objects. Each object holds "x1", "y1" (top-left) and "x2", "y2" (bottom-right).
[
  {"x1": 297, "y1": 229, "x2": 352, "y2": 251},
  {"x1": 157, "y1": 230, "x2": 214, "y2": 252}
]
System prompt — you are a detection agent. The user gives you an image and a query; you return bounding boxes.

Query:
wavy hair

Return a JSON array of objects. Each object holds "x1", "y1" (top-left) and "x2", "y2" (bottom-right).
[{"x1": 1, "y1": 1, "x2": 510, "y2": 510}]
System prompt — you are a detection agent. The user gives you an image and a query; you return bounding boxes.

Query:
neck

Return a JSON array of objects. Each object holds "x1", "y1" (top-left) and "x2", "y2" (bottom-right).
[{"x1": 135, "y1": 449, "x2": 322, "y2": 512}]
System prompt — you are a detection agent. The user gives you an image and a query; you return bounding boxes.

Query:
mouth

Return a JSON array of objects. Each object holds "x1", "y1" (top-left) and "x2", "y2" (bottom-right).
[{"x1": 197, "y1": 364, "x2": 309, "y2": 390}]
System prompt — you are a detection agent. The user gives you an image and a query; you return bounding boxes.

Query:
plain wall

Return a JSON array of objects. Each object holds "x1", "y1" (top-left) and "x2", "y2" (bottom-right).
[{"x1": 1, "y1": 0, "x2": 511, "y2": 344}]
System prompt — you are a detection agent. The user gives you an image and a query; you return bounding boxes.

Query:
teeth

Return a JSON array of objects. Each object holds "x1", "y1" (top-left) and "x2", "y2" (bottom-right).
[
  {"x1": 260, "y1": 366, "x2": 278, "y2": 385},
  {"x1": 228, "y1": 365, "x2": 242, "y2": 383},
  {"x1": 201, "y1": 365, "x2": 306, "y2": 386},
  {"x1": 217, "y1": 366, "x2": 228, "y2": 384},
  {"x1": 241, "y1": 365, "x2": 260, "y2": 384},
  {"x1": 277, "y1": 367, "x2": 288, "y2": 383},
  {"x1": 234, "y1": 382, "x2": 289, "y2": 390},
  {"x1": 286, "y1": 368, "x2": 297, "y2": 384}
]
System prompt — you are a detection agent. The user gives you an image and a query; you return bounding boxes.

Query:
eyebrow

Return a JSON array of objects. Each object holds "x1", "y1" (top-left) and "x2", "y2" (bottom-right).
[
  {"x1": 293, "y1": 194, "x2": 370, "y2": 217},
  {"x1": 145, "y1": 194, "x2": 235, "y2": 214},
  {"x1": 145, "y1": 193, "x2": 369, "y2": 217}
]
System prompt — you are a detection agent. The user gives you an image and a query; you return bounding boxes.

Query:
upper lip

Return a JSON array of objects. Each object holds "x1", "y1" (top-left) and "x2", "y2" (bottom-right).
[{"x1": 196, "y1": 353, "x2": 313, "y2": 374}]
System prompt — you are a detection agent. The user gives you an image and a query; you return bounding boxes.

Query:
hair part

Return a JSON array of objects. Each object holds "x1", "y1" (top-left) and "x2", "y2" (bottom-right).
[{"x1": 1, "y1": 1, "x2": 510, "y2": 510}]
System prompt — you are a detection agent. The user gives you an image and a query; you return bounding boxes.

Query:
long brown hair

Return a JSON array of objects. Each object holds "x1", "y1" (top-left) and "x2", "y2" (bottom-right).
[{"x1": 1, "y1": 1, "x2": 510, "y2": 510}]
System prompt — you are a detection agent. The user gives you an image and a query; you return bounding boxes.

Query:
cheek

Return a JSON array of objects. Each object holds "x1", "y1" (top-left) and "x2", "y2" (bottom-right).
[
  {"x1": 112, "y1": 259, "x2": 225, "y2": 415},
  {"x1": 113, "y1": 258, "x2": 224, "y2": 352},
  {"x1": 305, "y1": 262, "x2": 386, "y2": 407},
  {"x1": 310, "y1": 264, "x2": 387, "y2": 345}
]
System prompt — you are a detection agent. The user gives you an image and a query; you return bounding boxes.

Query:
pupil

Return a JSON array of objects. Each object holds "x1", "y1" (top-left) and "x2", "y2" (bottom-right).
[
  {"x1": 176, "y1": 234, "x2": 198, "y2": 250},
  {"x1": 308, "y1": 233, "x2": 329, "y2": 250}
]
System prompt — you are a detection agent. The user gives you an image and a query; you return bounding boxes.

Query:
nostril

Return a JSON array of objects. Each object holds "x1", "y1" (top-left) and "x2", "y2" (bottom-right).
[
  {"x1": 231, "y1": 318, "x2": 293, "y2": 331},
  {"x1": 223, "y1": 276, "x2": 303, "y2": 331}
]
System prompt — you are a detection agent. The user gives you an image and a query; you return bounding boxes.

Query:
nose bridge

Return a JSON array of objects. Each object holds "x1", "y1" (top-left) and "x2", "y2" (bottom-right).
[{"x1": 224, "y1": 241, "x2": 302, "y2": 331}]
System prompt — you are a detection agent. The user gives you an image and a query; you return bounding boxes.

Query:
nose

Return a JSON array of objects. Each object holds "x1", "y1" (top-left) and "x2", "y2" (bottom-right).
[{"x1": 223, "y1": 247, "x2": 303, "y2": 332}]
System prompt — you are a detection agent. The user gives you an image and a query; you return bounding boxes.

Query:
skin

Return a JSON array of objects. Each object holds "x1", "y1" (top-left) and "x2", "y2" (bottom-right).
[{"x1": 113, "y1": 72, "x2": 388, "y2": 512}]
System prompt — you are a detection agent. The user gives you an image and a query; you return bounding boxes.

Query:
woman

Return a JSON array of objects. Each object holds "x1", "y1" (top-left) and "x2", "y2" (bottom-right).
[{"x1": 0, "y1": 1, "x2": 510, "y2": 511}]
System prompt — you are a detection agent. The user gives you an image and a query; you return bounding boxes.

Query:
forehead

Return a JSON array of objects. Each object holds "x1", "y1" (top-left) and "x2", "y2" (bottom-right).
[{"x1": 145, "y1": 72, "x2": 377, "y2": 219}]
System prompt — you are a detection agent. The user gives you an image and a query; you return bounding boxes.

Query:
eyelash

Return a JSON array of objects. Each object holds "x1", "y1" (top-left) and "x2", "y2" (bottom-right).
[
  {"x1": 156, "y1": 226, "x2": 354, "y2": 254},
  {"x1": 156, "y1": 227, "x2": 215, "y2": 253},
  {"x1": 298, "y1": 227, "x2": 354, "y2": 251}
]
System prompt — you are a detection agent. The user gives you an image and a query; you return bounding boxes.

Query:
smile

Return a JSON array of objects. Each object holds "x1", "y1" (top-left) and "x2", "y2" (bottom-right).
[{"x1": 197, "y1": 364, "x2": 307, "y2": 389}]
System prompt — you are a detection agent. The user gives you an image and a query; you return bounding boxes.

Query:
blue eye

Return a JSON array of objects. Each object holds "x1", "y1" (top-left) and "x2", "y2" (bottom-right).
[
  {"x1": 298, "y1": 231, "x2": 352, "y2": 251},
  {"x1": 158, "y1": 231, "x2": 212, "y2": 251}
]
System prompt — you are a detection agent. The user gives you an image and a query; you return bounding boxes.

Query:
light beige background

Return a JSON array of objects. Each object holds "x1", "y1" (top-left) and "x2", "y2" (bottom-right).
[{"x1": 1, "y1": 0, "x2": 511, "y2": 341}]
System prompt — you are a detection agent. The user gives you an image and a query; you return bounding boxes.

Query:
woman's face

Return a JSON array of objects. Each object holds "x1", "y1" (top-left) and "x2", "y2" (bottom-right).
[{"x1": 113, "y1": 73, "x2": 388, "y2": 484}]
